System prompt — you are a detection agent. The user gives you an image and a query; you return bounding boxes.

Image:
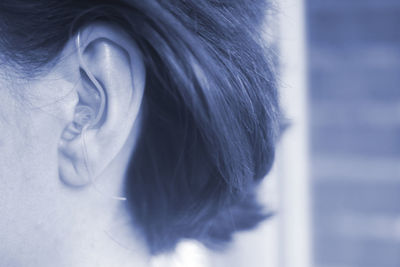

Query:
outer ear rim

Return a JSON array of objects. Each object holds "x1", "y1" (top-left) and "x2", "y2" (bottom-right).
[{"x1": 76, "y1": 32, "x2": 106, "y2": 128}]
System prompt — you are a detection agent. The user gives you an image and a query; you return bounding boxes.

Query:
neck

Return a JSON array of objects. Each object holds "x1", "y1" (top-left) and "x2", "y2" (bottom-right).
[
  {"x1": 58, "y1": 172, "x2": 150, "y2": 267},
  {"x1": 66, "y1": 201, "x2": 150, "y2": 267}
]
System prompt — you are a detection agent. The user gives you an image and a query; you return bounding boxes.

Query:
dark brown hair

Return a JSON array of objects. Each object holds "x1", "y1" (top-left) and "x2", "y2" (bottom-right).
[{"x1": 0, "y1": 0, "x2": 280, "y2": 255}]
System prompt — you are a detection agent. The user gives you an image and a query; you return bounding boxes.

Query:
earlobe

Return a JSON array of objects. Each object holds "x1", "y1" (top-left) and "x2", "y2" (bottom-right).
[{"x1": 58, "y1": 23, "x2": 146, "y2": 187}]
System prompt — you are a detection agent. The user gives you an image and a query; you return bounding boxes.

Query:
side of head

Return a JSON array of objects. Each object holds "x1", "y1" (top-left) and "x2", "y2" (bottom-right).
[{"x1": 0, "y1": 0, "x2": 280, "y2": 262}]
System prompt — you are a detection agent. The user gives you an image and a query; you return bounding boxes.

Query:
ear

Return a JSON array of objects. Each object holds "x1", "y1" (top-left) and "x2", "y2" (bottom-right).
[{"x1": 58, "y1": 22, "x2": 146, "y2": 187}]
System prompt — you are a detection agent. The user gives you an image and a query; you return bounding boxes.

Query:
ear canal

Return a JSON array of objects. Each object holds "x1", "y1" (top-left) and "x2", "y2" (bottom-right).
[
  {"x1": 74, "y1": 105, "x2": 95, "y2": 131},
  {"x1": 61, "y1": 105, "x2": 95, "y2": 141}
]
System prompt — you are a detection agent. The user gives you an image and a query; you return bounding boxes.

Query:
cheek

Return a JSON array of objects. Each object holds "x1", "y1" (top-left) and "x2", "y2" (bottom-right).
[
  {"x1": 0, "y1": 81, "x2": 77, "y2": 259},
  {"x1": 0, "y1": 76, "x2": 78, "y2": 183},
  {"x1": 0, "y1": 100, "x2": 62, "y2": 222},
  {"x1": 0, "y1": 80, "x2": 75, "y2": 188}
]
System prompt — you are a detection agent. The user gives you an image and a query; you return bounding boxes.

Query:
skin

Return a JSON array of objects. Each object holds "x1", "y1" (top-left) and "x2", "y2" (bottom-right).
[{"x1": 0, "y1": 23, "x2": 151, "y2": 267}]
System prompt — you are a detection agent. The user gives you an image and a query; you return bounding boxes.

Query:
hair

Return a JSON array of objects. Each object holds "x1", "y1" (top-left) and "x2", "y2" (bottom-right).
[{"x1": 0, "y1": 0, "x2": 280, "y2": 255}]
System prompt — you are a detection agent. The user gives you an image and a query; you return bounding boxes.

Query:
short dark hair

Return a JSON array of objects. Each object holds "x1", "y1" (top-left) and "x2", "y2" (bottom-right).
[{"x1": 0, "y1": 0, "x2": 280, "y2": 254}]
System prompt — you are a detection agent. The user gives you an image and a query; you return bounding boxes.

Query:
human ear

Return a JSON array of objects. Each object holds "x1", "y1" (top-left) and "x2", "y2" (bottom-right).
[{"x1": 58, "y1": 22, "x2": 146, "y2": 187}]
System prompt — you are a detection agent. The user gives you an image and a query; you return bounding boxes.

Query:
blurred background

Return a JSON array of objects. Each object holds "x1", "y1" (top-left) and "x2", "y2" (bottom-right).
[
  {"x1": 308, "y1": 0, "x2": 400, "y2": 267},
  {"x1": 217, "y1": 0, "x2": 400, "y2": 266},
  {"x1": 153, "y1": 1, "x2": 400, "y2": 266}
]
